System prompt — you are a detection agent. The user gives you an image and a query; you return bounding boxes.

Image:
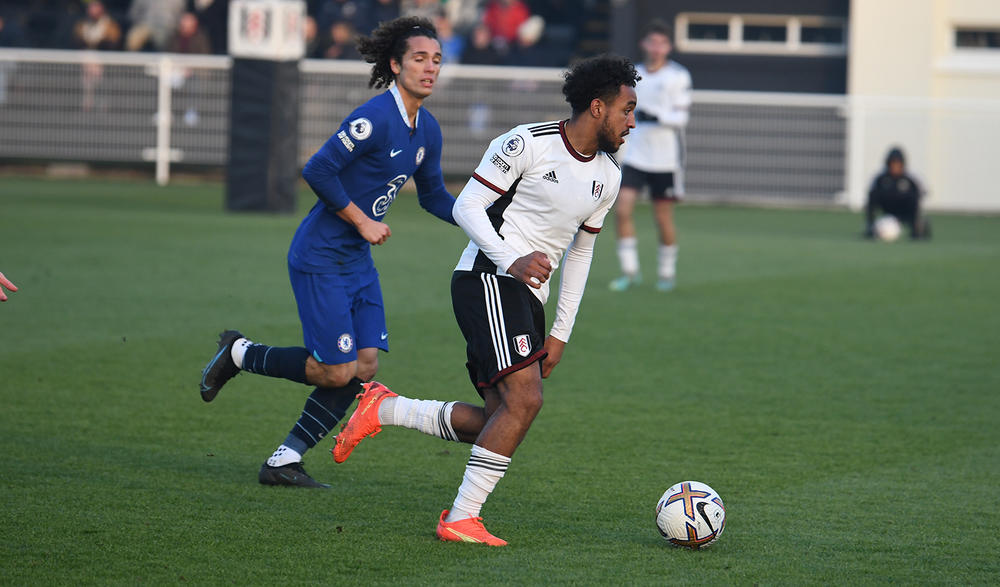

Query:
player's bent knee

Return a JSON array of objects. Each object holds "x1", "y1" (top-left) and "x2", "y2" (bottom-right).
[{"x1": 313, "y1": 363, "x2": 357, "y2": 388}]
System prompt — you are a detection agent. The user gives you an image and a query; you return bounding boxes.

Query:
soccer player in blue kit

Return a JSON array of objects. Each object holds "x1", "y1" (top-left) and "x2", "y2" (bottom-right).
[{"x1": 199, "y1": 16, "x2": 457, "y2": 488}]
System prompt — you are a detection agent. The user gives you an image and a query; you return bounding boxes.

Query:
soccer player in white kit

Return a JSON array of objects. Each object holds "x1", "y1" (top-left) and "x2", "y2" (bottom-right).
[
  {"x1": 609, "y1": 19, "x2": 692, "y2": 292},
  {"x1": 331, "y1": 54, "x2": 640, "y2": 545}
]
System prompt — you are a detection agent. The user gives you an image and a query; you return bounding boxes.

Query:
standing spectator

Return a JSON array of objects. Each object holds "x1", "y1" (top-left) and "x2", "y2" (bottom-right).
[
  {"x1": 401, "y1": 0, "x2": 441, "y2": 21},
  {"x1": 0, "y1": 14, "x2": 30, "y2": 106},
  {"x1": 304, "y1": 15, "x2": 322, "y2": 58},
  {"x1": 125, "y1": 0, "x2": 186, "y2": 51},
  {"x1": 316, "y1": 0, "x2": 363, "y2": 33},
  {"x1": 433, "y1": 9, "x2": 463, "y2": 64},
  {"x1": 865, "y1": 147, "x2": 932, "y2": 240},
  {"x1": 167, "y1": 12, "x2": 212, "y2": 55},
  {"x1": 482, "y1": 0, "x2": 531, "y2": 48},
  {"x1": 609, "y1": 19, "x2": 692, "y2": 292},
  {"x1": 319, "y1": 20, "x2": 362, "y2": 60},
  {"x1": 187, "y1": 0, "x2": 228, "y2": 55},
  {"x1": 503, "y1": 14, "x2": 547, "y2": 67},
  {"x1": 354, "y1": 0, "x2": 400, "y2": 38},
  {"x1": 72, "y1": 0, "x2": 122, "y2": 51},
  {"x1": 461, "y1": 23, "x2": 501, "y2": 65}
]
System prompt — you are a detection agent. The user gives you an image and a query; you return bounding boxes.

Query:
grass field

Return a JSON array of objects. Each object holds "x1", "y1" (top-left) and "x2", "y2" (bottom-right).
[{"x1": 1, "y1": 176, "x2": 999, "y2": 586}]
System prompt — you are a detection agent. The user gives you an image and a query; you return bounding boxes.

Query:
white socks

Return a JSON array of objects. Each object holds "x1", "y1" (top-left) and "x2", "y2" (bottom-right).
[
  {"x1": 231, "y1": 337, "x2": 251, "y2": 369},
  {"x1": 266, "y1": 444, "x2": 302, "y2": 467},
  {"x1": 616, "y1": 237, "x2": 640, "y2": 277},
  {"x1": 446, "y1": 445, "x2": 510, "y2": 523},
  {"x1": 658, "y1": 244, "x2": 678, "y2": 280},
  {"x1": 378, "y1": 396, "x2": 459, "y2": 442}
]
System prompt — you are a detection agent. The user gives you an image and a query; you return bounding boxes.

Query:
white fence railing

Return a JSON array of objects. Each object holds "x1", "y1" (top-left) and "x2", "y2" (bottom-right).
[{"x1": 2, "y1": 49, "x2": 997, "y2": 211}]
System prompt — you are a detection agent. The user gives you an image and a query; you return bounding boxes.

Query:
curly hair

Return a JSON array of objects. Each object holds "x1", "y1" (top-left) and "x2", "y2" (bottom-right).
[
  {"x1": 562, "y1": 53, "x2": 641, "y2": 115},
  {"x1": 357, "y1": 16, "x2": 438, "y2": 89}
]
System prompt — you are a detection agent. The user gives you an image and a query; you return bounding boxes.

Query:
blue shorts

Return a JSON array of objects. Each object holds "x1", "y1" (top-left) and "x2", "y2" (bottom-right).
[{"x1": 288, "y1": 263, "x2": 388, "y2": 366}]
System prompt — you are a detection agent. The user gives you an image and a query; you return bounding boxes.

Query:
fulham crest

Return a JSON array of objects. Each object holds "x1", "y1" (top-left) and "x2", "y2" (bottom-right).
[
  {"x1": 513, "y1": 334, "x2": 531, "y2": 358},
  {"x1": 592, "y1": 180, "x2": 604, "y2": 200}
]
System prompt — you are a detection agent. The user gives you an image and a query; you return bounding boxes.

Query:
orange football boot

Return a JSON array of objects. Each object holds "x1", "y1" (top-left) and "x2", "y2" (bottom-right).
[
  {"x1": 436, "y1": 510, "x2": 507, "y2": 546},
  {"x1": 331, "y1": 381, "x2": 397, "y2": 463}
]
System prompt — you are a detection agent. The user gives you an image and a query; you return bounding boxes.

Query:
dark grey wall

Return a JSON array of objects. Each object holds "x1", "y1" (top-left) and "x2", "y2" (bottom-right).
[{"x1": 612, "y1": 0, "x2": 850, "y2": 94}]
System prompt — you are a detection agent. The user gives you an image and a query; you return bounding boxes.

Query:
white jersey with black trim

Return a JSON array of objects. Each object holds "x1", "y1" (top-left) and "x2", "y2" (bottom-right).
[
  {"x1": 621, "y1": 61, "x2": 692, "y2": 174},
  {"x1": 453, "y1": 120, "x2": 621, "y2": 338}
]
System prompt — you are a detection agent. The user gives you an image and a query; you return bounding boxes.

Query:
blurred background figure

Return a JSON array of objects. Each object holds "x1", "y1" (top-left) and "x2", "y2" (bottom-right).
[
  {"x1": 866, "y1": 147, "x2": 932, "y2": 240},
  {"x1": 433, "y1": 8, "x2": 464, "y2": 64},
  {"x1": 72, "y1": 1, "x2": 121, "y2": 112},
  {"x1": 125, "y1": 0, "x2": 186, "y2": 52},
  {"x1": 503, "y1": 14, "x2": 545, "y2": 66},
  {"x1": 355, "y1": 0, "x2": 400, "y2": 38},
  {"x1": 167, "y1": 12, "x2": 212, "y2": 55},
  {"x1": 401, "y1": 0, "x2": 441, "y2": 21},
  {"x1": 320, "y1": 19, "x2": 361, "y2": 60},
  {"x1": 482, "y1": 0, "x2": 531, "y2": 52},
  {"x1": 186, "y1": 0, "x2": 228, "y2": 55},
  {"x1": 610, "y1": 19, "x2": 692, "y2": 293},
  {"x1": 316, "y1": 0, "x2": 363, "y2": 35},
  {"x1": 0, "y1": 13, "x2": 31, "y2": 106},
  {"x1": 461, "y1": 22, "x2": 501, "y2": 65},
  {"x1": 72, "y1": 0, "x2": 122, "y2": 51},
  {"x1": 304, "y1": 15, "x2": 322, "y2": 58},
  {"x1": 442, "y1": 0, "x2": 480, "y2": 34}
]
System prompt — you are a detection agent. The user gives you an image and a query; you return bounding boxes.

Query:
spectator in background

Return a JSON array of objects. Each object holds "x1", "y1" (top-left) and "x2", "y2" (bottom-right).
[
  {"x1": 167, "y1": 12, "x2": 211, "y2": 55},
  {"x1": 0, "y1": 14, "x2": 30, "y2": 105},
  {"x1": 503, "y1": 14, "x2": 547, "y2": 67},
  {"x1": 187, "y1": 0, "x2": 227, "y2": 54},
  {"x1": 442, "y1": 0, "x2": 480, "y2": 34},
  {"x1": 461, "y1": 23, "x2": 501, "y2": 65},
  {"x1": 73, "y1": 0, "x2": 121, "y2": 112},
  {"x1": 482, "y1": 0, "x2": 530, "y2": 49},
  {"x1": 0, "y1": 13, "x2": 31, "y2": 48},
  {"x1": 316, "y1": 0, "x2": 363, "y2": 33},
  {"x1": 320, "y1": 20, "x2": 361, "y2": 60},
  {"x1": 304, "y1": 15, "x2": 322, "y2": 58},
  {"x1": 433, "y1": 9, "x2": 463, "y2": 64},
  {"x1": 401, "y1": 0, "x2": 441, "y2": 21},
  {"x1": 866, "y1": 147, "x2": 932, "y2": 240},
  {"x1": 125, "y1": 0, "x2": 185, "y2": 51},
  {"x1": 353, "y1": 0, "x2": 400, "y2": 38},
  {"x1": 72, "y1": 0, "x2": 122, "y2": 51}
]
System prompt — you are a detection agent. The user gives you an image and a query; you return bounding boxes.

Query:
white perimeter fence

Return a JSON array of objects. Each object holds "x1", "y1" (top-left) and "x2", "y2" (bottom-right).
[{"x1": 1, "y1": 49, "x2": 998, "y2": 212}]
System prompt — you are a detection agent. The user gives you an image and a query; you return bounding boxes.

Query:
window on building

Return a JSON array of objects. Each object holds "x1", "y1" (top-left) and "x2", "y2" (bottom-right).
[
  {"x1": 956, "y1": 29, "x2": 1000, "y2": 49},
  {"x1": 675, "y1": 13, "x2": 848, "y2": 56}
]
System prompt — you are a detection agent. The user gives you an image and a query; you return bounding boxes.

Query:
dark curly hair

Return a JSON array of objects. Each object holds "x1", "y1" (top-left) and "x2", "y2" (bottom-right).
[
  {"x1": 357, "y1": 16, "x2": 438, "y2": 89},
  {"x1": 562, "y1": 53, "x2": 641, "y2": 115}
]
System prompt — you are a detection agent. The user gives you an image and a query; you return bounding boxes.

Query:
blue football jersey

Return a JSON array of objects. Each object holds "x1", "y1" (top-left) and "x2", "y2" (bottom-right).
[{"x1": 290, "y1": 86, "x2": 456, "y2": 274}]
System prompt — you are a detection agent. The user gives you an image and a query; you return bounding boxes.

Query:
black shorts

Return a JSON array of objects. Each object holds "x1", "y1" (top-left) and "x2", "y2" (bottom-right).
[
  {"x1": 621, "y1": 165, "x2": 682, "y2": 201},
  {"x1": 451, "y1": 271, "x2": 548, "y2": 395}
]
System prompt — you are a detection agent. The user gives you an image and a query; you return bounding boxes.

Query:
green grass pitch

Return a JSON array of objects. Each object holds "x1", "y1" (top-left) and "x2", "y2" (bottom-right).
[{"x1": 1, "y1": 177, "x2": 998, "y2": 585}]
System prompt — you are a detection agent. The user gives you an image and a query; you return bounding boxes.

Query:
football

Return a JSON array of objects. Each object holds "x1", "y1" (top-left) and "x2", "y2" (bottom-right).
[
  {"x1": 874, "y1": 214, "x2": 902, "y2": 242},
  {"x1": 655, "y1": 481, "x2": 726, "y2": 549}
]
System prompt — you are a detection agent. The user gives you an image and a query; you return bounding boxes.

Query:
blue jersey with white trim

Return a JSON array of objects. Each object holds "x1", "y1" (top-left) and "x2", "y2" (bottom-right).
[{"x1": 291, "y1": 88, "x2": 455, "y2": 274}]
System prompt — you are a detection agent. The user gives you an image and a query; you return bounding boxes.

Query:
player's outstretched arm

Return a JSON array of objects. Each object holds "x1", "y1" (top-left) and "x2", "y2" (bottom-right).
[
  {"x1": 0, "y1": 271, "x2": 17, "y2": 302},
  {"x1": 337, "y1": 201, "x2": 392, "y2": 245}
]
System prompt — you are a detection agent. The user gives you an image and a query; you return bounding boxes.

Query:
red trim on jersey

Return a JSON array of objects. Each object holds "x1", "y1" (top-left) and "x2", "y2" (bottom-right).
[
  {"x1": 477, "y1": 348, "x2": 549, "y2": 389},
  {"x1": 560, "y1": 120, "x2": 596, "y2": 163},
  {"x1": 581, "y1": 225, "x2": 601, "y2": 234},
  {"x1": 472, "y1": 172, "x2": 508, "y2": 196}
]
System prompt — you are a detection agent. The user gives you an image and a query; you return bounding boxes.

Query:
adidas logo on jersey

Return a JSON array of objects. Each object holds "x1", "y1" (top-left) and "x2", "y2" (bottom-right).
[{"x1": 542, "y1": 171, "x2": 558, "y2": 183}]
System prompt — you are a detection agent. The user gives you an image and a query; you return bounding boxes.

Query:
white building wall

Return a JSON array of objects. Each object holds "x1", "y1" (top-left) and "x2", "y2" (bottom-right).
[{"x1": 848, "y1": 0, "x2": 1000, "y2": 212}]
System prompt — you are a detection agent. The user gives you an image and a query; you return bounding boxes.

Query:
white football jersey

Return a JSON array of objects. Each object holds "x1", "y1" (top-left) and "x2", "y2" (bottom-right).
[
  {"x1": 455, "y1": 120, "x2": 621, "y2": 305},
  {"x1": 621, "y1": 61, "x2": 692, "y2": 174}
]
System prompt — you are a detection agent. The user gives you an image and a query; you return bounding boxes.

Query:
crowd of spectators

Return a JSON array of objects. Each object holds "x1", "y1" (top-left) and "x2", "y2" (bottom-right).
[{"x1": 0, "y1": 0, "x2": 583, "y2": 67}]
